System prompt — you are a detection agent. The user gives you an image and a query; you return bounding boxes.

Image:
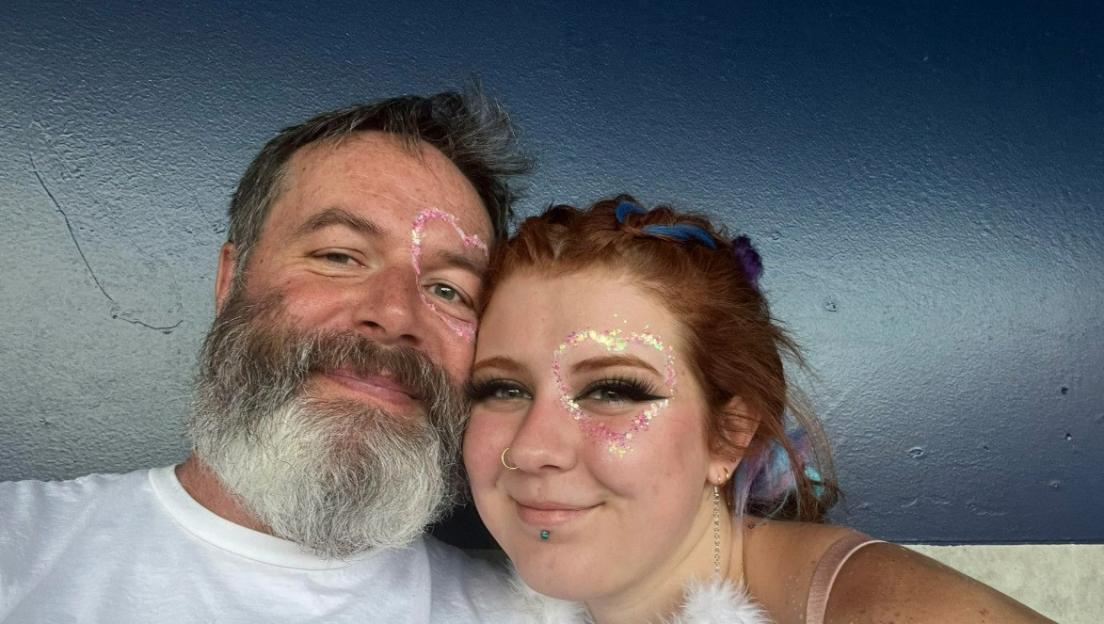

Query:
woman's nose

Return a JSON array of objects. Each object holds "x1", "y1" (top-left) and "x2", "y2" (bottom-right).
[{"x1": 507, "y1": 393, "x2": 579, "y2": 473}]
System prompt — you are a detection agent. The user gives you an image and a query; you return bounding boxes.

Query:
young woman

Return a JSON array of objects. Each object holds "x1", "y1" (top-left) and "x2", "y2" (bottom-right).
[{"x1": 463, "y1": 196, "x2": 1050, "y2": 623}]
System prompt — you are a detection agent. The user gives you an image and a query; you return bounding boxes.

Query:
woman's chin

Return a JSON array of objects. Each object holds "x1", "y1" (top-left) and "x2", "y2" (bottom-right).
[
  {"x1": 511, "y1": 555, "x2": 605, "y2": 602},
  {"x1": 519, "y1": 575, "x2": 589, "y2": 602}
]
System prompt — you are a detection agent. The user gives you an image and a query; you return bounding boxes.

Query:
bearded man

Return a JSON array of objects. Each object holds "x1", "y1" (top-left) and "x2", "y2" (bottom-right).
[{"x1": 0, "y1": 90, "x2": 528, "y2": 622}]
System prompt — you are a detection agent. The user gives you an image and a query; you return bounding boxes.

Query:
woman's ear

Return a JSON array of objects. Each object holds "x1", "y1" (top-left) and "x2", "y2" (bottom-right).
[
  {"x1": 708, "y1": 396, "x2": 762, "y2": 482},
  {"x1": 707, "y1": 461, "x2": 735, "y2": 486},
  {"x1": 723, "y1": 396, "x2": 760, "y2": 450}
]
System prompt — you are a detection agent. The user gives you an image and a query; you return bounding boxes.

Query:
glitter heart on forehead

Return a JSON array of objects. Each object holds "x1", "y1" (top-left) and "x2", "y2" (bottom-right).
[
  {"x1": 552, "y1": 328, "x2": 678, "y2": 458},
  {"x1": 410, "y1": 208, "x2": 489, "y2": 340}
]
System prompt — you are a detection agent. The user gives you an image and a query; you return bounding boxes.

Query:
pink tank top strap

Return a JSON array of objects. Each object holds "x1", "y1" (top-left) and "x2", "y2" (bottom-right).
[{"x1": 804, "y1": 532, "x2": 883, "y2": 624}]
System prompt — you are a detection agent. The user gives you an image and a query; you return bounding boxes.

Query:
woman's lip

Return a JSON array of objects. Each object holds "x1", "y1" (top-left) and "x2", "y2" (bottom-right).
[
  {"x1": 514, "y1": 501, "x2": 598, "y2": 527},
  {"x1": 321, "y1": 370, "x2": 417, "y2": 407}
]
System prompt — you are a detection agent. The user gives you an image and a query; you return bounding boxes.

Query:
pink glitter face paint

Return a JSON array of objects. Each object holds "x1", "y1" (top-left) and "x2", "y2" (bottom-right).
[
  {"x1": 552, "y1": 328, "x2": 678, "y2": 458},
  {"x1": 410, "y1": 208, "x2": 488, "y2": 341}
]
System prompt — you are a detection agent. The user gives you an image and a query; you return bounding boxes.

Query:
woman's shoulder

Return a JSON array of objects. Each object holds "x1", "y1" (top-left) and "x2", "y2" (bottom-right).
[
  {"x1": 740, "y1": 518, "x2": 858, "y2": 622},
  {"x1": 742, "y1": 519, "x2": 1053, "y2": 624}
]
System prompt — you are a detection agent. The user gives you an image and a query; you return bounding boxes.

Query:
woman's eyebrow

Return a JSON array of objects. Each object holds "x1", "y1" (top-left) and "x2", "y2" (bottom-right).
[
  {"x1": 572, "y1": 355, "x2": 659, "y2": 376},
  {"x1": 471, "y1": 355, "x2": 524, "y2": 374}
]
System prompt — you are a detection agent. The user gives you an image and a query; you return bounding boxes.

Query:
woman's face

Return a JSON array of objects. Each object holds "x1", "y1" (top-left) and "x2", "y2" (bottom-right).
[{"x1": 464, "y1": 268, "x2": 725, "y2": 601}]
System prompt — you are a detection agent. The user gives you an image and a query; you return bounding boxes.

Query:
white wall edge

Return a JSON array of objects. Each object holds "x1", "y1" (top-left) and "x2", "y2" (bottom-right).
[{"x1": 908, "y1": 543, "x2": 1103, "y2": 623}]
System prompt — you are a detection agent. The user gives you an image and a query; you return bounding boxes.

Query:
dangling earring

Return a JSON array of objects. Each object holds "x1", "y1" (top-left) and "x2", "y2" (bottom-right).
[
  {"x1": 712, "y1": 481, "x2": 722, "y2": 576},
  {"x1": 712, "y1": 467, "x2": 730, "y2": 576}
]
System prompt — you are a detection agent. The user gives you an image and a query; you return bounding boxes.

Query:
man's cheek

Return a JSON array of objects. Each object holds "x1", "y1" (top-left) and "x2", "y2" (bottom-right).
[{"x1": 443, "y1": 346, "x2": 478, "y2": 384}]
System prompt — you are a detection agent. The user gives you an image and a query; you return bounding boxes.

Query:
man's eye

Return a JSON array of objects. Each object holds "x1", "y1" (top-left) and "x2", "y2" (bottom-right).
[
  {"x1": 431, "y1": 283, "x2": 458, "y2": 301},
  {"x1": 429, "y1": 283, "x2": 471, "y2": 307},
  {"x1": 319, "y1": 252, "x2": 357, "y2": 265}
]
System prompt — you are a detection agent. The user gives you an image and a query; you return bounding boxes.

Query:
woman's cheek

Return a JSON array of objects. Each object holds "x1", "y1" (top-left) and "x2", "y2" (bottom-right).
[{"x1": 463, "y1": 412, "x2": 506, "y2": 485}]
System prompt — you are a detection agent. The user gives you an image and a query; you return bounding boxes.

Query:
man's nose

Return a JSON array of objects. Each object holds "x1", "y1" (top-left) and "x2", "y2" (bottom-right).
[{"x1": 351, "y1": 265, "x2": 424, "y2": 346}]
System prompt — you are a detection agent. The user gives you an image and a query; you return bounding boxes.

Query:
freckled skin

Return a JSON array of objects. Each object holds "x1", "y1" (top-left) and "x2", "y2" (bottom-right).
[{"x1": 741, "y1": 524, "x2": 1055, "y2": 624}]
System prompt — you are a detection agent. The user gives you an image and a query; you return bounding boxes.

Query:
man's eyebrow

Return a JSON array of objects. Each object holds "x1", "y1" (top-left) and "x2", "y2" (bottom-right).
[
  {"x1": 435, "y1": 249, "x2": 489, "y2": 276},
  {"x1": 572, "y1": 355, "x2": 660, "y2": 376},
  {"x1": 471, "y1": 356, "x2": 524, "y2": 374},
  {"x1": 295, "y1": 208, "x2": 381, "y2": 238}
]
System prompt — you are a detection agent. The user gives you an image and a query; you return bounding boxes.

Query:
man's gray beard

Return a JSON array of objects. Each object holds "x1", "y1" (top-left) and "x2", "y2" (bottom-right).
[{"x1": 186, "y1": 290, "x2": 467, "y2": 558}]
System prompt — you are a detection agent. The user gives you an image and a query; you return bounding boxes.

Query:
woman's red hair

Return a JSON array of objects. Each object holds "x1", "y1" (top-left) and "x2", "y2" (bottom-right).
[{"x1": 480, "y1": 195, "x2": 839, "y2": 520}]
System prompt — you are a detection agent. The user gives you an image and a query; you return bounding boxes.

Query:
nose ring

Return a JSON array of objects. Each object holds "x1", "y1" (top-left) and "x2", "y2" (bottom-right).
[{"x1": 500, "y1": 447, "x2": 518, "y2": 471}]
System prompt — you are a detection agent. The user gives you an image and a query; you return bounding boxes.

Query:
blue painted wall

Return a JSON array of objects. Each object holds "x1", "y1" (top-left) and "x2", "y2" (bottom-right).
[{"x1": 1, "y1": 1, "x2": 1100, "y2": 544}]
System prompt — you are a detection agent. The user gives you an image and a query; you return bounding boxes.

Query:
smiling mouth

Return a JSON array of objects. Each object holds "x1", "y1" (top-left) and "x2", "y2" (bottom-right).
[
  {"x1": 320, "y1": 368, "x2": 419, "y2": 408},
  {"x1": 514, "y1": 500, "x2": 599, "y2": 527}
]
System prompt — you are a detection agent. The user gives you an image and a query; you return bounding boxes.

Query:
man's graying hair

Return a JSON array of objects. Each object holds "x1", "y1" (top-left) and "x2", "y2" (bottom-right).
[{"x1": 227, "y1": 89, "x2": 528, "y2": 271}]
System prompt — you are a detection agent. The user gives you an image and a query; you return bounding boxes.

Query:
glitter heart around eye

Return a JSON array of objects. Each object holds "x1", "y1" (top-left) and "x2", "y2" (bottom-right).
[
  {"x1": 410, "y1": 208, "x2": 489, "y2": 340},
  {"x1": 552, "y1": 328, "x2": 677, "y2": 458}
]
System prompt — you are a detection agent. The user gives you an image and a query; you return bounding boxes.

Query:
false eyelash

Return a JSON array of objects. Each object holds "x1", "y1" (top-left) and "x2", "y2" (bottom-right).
[
  {"x1": 466, "y1": 377, "x2": 528, "y2": 402},
  {"x1": 574, "y1": 376, "x2": 667, "y2": 403}
]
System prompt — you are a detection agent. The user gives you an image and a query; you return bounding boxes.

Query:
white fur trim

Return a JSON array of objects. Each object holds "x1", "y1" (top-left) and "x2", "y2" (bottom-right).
[
  {"x1": 509, "y1": 570, "x2": 590, "y2": 623},
  {"x1": 668, "y1": 578, "x2": 772, "y2": 624},
  {"x1": 510, "y1": 571, "x2": 772, "y2": 624}
]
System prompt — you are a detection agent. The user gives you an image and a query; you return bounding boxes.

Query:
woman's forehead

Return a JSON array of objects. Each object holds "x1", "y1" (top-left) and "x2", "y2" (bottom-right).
[{"x1": 477, "y1": 269, "x2": 690, "y2": 360}]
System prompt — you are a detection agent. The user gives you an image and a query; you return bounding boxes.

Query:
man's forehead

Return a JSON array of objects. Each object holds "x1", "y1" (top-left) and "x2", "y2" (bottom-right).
[{"x1": 273, "y1": 133, "x2": 492, "y2": 242}]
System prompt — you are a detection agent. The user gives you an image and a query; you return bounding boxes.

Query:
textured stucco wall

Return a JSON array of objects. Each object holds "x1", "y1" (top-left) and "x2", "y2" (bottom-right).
[{"x1": 1, "y1": 1, "x2": 1101, "y2": 543}]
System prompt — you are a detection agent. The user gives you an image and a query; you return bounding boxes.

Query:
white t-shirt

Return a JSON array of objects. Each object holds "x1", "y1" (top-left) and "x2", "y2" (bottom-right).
[{"x1": 0, "y1": 466, "x2": 520, "y2": 623}]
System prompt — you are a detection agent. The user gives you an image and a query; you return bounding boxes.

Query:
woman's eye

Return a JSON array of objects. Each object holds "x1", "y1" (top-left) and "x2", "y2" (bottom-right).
[
  {"x1": 467, "y1": 379, "x2": 531, "y2": 404},
  {"x1": 576, "y1": 379, "x2": 665, "y2": 405},
  {"x1": 493, "y1": 386, "x2": 526, "y2": 400},
  {"x1": 588, "y1": 387, "x2": 629, "y2": 403}
]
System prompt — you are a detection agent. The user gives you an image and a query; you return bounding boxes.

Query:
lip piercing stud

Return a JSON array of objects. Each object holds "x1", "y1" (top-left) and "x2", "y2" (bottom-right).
[
  {"x1": 539, "y1": 530, "x2": 550, "y2": 541},
  {"x1": 501, "y1": 447, "x2": 518, "y2": 471}
]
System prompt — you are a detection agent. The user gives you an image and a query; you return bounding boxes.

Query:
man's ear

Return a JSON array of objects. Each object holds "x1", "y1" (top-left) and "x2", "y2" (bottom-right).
[
  {"x1": 214, "y1": 242, "x2": 238, "y2": 313},
  {"x1": 709, "y1": 396, "x2": 762, "y2": 481}
]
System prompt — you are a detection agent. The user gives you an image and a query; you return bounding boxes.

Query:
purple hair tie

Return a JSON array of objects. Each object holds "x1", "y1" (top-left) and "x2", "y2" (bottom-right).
[{"x1": 732, "y1": 235, "x2": 763, "y2": 285}]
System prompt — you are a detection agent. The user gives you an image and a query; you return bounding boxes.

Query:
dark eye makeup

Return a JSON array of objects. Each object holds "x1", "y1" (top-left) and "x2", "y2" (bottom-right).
[
  {"x1": 575, "y1": 376, "x2": 667, "y2": 404},
  {"x1": 467, "y1": 378, "x2": 531, "y2": 403},
  {"x1": 467, "y1": 375, "x2": 668, "y2": 408}
]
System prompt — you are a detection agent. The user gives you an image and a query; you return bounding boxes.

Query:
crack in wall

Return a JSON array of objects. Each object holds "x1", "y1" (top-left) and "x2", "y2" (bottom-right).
[{"x1": 29, "y1": 153, "x2": 183, "y2": 334}]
